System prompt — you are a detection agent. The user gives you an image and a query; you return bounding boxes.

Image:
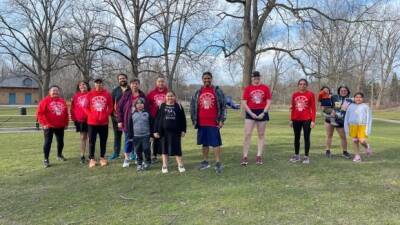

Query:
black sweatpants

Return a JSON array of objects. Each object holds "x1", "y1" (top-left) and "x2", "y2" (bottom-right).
[
  {"x1": 134, "y1": 136, "x2": 151, "y2": 165},
  {"x1": 111, "y1": 116, "x2": 122, "y2": 155},
  {"x1": 292, "y1": 120, "x2": 312, "y2": 156},
  {"x1": 43, "y1": 128, "x2": 64, "y2": 160},
  {"x1": 88, "y1": 125, "x2": 109, "y2": 159}
]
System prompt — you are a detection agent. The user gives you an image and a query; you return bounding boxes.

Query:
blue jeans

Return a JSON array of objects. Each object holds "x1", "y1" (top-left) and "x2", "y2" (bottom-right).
[{"x1": 124, "y1": 132, "x2": 133, "y2": 153}]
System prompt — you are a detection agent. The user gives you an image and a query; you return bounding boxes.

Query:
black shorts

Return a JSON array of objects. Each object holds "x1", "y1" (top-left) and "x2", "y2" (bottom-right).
[
  {"x1": 324, "y1": 118, "x2": 344, "y2": 128},
  {"x1": 161, "y1": 132, "x2": 182, "y2": 156},
  {"x1": 245, "y1": 109, "x2": 269, "y2": 121},
  {"x1": 74, "y1": 121, "x2": 88, "y2": 132}
]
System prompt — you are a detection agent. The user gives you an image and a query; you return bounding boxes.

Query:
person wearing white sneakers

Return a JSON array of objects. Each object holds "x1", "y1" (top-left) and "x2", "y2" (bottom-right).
[{"x1": 154, "y1": 91, "x2": 187, "y2": 174}]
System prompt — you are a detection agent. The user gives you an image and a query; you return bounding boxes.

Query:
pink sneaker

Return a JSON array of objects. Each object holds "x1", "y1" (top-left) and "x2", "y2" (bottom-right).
[
  {"x1": 365, "y1": 144, "x2": 372, "y2": 157},
  {"x1": 353, "y1": 155, "x2": 362, "y2": 163},
  {"x1": 240, "y1": 157, "x2": 248, "y2": 166},
  {"x1": 256, "y1": 156, "x2": 264, "y2": 165}
]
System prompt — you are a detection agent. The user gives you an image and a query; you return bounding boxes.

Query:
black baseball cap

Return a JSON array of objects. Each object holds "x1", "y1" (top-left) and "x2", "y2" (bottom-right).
[{"x1": 251, "y1": 71, "x2": 261, "y2": 77}]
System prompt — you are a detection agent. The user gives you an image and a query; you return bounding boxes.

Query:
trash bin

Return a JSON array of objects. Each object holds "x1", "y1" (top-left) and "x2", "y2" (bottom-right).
[{"x1": 19, "y1": 107, "x2": 27, "y2": 115}]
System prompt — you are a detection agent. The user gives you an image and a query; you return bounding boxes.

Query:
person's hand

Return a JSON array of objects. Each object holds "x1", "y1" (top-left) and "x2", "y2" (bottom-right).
[
  {"x1": 154, "y1": 133, "x2": 160, "y2": 138},
  {"x1": 289, "y1": 121, "x2": 293, "y2": 128},
  {"x1": 117, "y1": 122, "x2": 123, "y2": 129},
  {"x1": 218, "y1": 121, "x2": 224, "y2": 128},
  {"x1": 250, "y1": 113, "x2": 258, "y2": 119},
  {"x1": 181, "y1": 132, "x2": 186, "y2": 137},
  {"x1": 311, "y1": 121, "x2": 315, "y2": 128},
  {"x1": 43, "y1": 125, "x2": 48, "y2": 129},
  {"x1": 331, "y1": 111, "x2": 336, "y2": 117},
  {"x1": 257, "y1": 112, "x2": 265, "y2": 119}
]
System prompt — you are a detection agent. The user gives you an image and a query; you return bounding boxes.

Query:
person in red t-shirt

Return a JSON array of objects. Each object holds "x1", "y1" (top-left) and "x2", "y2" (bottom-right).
[
  {"x1": 289, "y1": 78, "x2": 316, "y2": 164},
  {"x1": 147, "y1": 76, "x2": 168, "y2": 163},
  {"x1": 70, "y1": 81, "x2": 90, "y2": 164},
  {"x1": 85, "y1": 78, "x2": 113, "y2": 168},
  {"x1": 241, "y1": 71, "x2": 272, "y2": 166},
  {"x1": 36, "y1": 85, "x2": 69, "y2": 168}
]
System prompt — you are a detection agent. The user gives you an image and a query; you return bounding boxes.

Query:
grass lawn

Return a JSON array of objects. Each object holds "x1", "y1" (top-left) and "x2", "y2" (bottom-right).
[{"x1": 0, "y1": 110, "x2": 399, "y2": 225}]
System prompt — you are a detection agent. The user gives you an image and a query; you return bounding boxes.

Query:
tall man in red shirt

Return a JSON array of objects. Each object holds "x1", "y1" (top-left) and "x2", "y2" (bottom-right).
[
  {"x1": 190, "y1": 72, "x2": 226, "y2": 174},
  {"x1": 36, "y1": 85, "x2": 69, "y2": 168},
  {"x1": 147, "y1": 76, "x2": 168, "y2": 163}
]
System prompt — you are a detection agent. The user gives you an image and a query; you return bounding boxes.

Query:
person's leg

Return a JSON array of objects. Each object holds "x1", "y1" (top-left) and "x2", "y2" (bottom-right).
[
  {"x1": 214, "y1": 146, "x2": 221, "y2": 163},
  {"x1": 242, "y1": 119, "x2": 256, "y2": 158},
  {"x1": 43, "y1": 128, "x2": 54, "y2": 160},
  {"x1": 80, "y1": 132, "x2": 88, "y2": 156},
  {"x1": 336, "y1": 127, "x2": 351, "y2": 158},
  {"x1": 255, "y1": 121, "x2": 267, "y2": 157},
  {"x1": 202, "y1": 146, "x2": 209, "y2": 161},
  {"x1": 292, "y1": 121, "x2": 302, "y2": 156},
  {"x1": 134, "y1": 137, "x2": 143, "y2": 165},
  {"x1": 111, "y1": 118, "x2": 122, "y2": 156},
  {"x1": 143, "y1": 136, "x2": 151, "y2": 164},
  {"x1": 124, "y1": 132, "x2": 132, "y2": 160},
  {"x1": 54, "y1": 128, "x2": 65, "y2": 157},
  {"x1": 303, "y1": 120, "x2": 312, "y2": 157},
  {"x1": 99, "y1": 125, "x2": 108, "y2": 158},
  {"x1": 88, "y1": 125, "x2": 97, "y2": 159},
  {"x1": 352, "y1": 138, "x2": 361, "y2": 161},
  {"x1": 324, "y1": 122, "x2": 334, "y2": 151}
]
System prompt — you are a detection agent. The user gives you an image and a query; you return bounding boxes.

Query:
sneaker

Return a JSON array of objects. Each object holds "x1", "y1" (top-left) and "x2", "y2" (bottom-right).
[
  {"x1": 353, "y1": 155, "x2": 362, "y2": 163},
  {"x1": 130, "y1": 153, "x2": 136, "y2": 161},
  {"x1": 122, "y1": 159, "x2": 130, "y2": 168},
  {"x1": 80, "y1": 156, "x2": 86, "y2": 164},
  {"x1": 56, "y1": 155, "x2": 67, "y2": 161},
  {"x1": 240, "y1": 157, "x2": 248, "y2": 166},
  {"x1": 289, "y1": 155, "x2": 301, "y2": 163},
  {"x1": 343, "y1": 151, "x2": 351, "y2": 159},
  {"x1": 161, "y1": 166, "x2": 168, "y2": 174},
  {"x1": 178, "y1": 165, "x2": 186, "y2": 173},
  {"x1": 99, "y1": 158, "x2": 108, "y2": 167},
  {"x1": 365, "y1": 144, "x2": 372, "y2": 157},
  {"x1": 43, "y1": 159, "x2": 50, "y2": 168},
  {"x1": 215, "y1": 162, "x2": 223, "y2": 174},
  {"x1": 108, "y1": 152, "x2": 119, "y2": 160},
  {"x1": 143, "y1": 162, "x2": 150, "y2": 170},
  {"x1": 325, "y1": 150, "x2": 331, "y2": 157},
  {"x1": 256, "y1": 156, "x2": 264, "y2": 165},
  {"x1": 302, "y1": 156, "x2": 310, "y2": 164},
  {"x1": 136, "y1": 164, "x2": 143, "y2": 171},
  {"x1": 89, "y1": 159, "x2": 97, "y2": 168},
  {"x1": 198, "y1": 160, "x2": 210, "y2": 170}
]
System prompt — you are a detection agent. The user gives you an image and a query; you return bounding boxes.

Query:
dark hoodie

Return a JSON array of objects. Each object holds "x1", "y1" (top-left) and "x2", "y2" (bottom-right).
[{"x1": 330, "y1": 86, "x2": 353, "y2": 124}]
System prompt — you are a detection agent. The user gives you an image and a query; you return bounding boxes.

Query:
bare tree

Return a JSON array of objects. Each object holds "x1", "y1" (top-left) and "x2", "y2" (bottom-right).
[{"x1": 0, "y1": 0, "x2": 68, "y2": 98}]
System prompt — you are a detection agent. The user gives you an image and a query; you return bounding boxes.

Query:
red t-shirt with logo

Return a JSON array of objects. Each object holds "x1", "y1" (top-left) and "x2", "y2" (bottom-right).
[
  {"x1": 36, "y1": 96, "x2": 69, "y2": 128},
  {"x1": 147, "y1": 88, "x2": 168, "y2": 118},
  {"x1": 198, "y1": 87, "x2": 218, "y2": 127},
  {"x1": 71, "y1": 92, "x2": 89, "y2": 122},
  {"x1": 242, "y1": 84, "x2": 271, "y2": 110},
  {"x1": 291, "y1": 91, "x2": 316, "y2": 122},
  {"x1": 85, "y1": 89, "x2": 113, "y2": 125}
]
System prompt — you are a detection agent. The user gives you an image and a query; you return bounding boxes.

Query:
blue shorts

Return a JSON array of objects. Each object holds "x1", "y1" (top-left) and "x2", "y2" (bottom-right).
[{"x1": 197, "y1": 126, "x2": 222, "y2": 147}]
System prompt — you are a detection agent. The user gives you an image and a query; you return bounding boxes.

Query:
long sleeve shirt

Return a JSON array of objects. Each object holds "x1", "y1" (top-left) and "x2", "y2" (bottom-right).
[{"x1": 344, "y1": 103, "x2": 372, "y2": 135}]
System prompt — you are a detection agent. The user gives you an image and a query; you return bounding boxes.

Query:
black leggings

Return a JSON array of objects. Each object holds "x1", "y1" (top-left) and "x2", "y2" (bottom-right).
[
  {"x1": 111, "y1": 117, "x2": 122, "y2": 154},
  {"x1": 292, "y1": 120, "x2": 312, "y2": 156},
  {"x1": 43, "y1": 128, "x2": 64, "y2": 159},
  {"x1": 88, "y1": 125, "x2": 109, "y2": 159}
]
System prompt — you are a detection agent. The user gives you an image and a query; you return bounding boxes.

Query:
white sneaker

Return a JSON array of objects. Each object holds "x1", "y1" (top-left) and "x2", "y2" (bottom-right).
[
  {"x1": 161, "y1": 166, "x2": 168, "y2": 174},
  {"x1": 178, "y1": 165, "x2": 186, "y2": 173},
  {"x1": 122, "y1": 159, "x2": 130, "y2": 168}
]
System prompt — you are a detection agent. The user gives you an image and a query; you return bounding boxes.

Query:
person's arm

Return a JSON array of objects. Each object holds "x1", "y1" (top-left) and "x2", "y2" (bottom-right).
[
  {"x1": 63, "y1": 100, "x2": 69, "y2": 128},
  {"x1": 344, "y1": 105, "x2": 351, "y2": 135},
  {"x1": 36, "y1": 99, "x2": 50, "y2": 129},
  {"x1": 289, "y1": 93, "x2": 294, "y2": 127},
  {"x1": 179, "y1": 104, "x2": 187, "y2": 136},
  {"x1": 258, "y1": 88, "x2": 272, "y2": 119},
  {"x1": 366, "y1": 104, "x2": 372, "y2": 136},
  {"x1": 217, "y1": 87, "x2": 227, "y2": 126},
  {"x1": 153, "y1": 104, "x2": 162, "y2": 138},
  {"x1": 107, "y1": 92, "x2": 114, "y2": 116},
  {"x1": 70, "y1": 96, "x2": 76, "y2": 122},
  {"x1": 310, "y1": 92, "x2": 316, "y2": 128}
]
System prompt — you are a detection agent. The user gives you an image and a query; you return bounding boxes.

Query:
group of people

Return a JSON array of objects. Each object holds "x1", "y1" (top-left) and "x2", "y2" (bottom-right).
[{"x1": 36, "y1": 71, "x2": 373, "y2": 175}]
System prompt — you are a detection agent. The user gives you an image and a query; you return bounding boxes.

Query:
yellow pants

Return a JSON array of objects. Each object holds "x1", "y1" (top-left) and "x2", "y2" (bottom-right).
[{"x1": 349, "y1": 124, "x2": 367, "y2": 140}]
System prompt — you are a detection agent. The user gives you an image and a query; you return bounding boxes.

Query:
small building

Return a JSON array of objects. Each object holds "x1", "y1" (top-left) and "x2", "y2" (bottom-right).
[{"x1": 0, "y1": 75, "x2": 39, "y2": 105}]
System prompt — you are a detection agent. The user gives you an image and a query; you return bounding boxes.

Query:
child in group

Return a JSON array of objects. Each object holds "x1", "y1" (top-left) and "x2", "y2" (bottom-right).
[
  {"x1": 344, "y1": 92, "x2": 372, "y2": 162},
  {"x1": 128, "y1": 98, "x2": 152, "y2": 171},
  {"x1": 318, "y1": 86, "x2": 338, "y2": 126},
  {"x1": 154, "y1": 91, "x2": 187, "y2": 174}
]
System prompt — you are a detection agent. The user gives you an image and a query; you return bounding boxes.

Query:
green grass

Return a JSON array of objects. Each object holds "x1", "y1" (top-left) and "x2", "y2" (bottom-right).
[{"x1": 0, "y1": 110, "x2": 400, "y2": 225}]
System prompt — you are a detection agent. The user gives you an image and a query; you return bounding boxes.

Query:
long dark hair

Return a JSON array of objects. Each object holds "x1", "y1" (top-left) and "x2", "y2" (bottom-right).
[{"x1": 76, "y1": 81, "x2": 91, "y2": 92}]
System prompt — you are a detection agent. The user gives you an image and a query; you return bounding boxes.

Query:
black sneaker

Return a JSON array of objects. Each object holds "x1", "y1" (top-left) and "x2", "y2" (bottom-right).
[
  {"x1": 325, "y1": 150, "x2": 331, "y2": 157},
  {"x1": 215, "y1": 162, "x2": 223, "y2": 174},
  {"x1": 198, "y1": 160, "x2": 210, "y2": 170},
  {"x1": 343, "y1": 151, "x2": 351, "y2": 159},
  {"x1": 80, "y1": 156, "x2": 86, "y2": 164},
  {"x1": 57, "y1": 155, "x2": 67, "y2": 161},
  {"x1": 43, "y1": 159, "x2": 50, "y2": 168}
]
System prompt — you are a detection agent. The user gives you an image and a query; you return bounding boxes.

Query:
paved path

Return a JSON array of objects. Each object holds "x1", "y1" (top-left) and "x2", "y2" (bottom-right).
[{"x1": 373, "y1": 118, "x2": 400, "y2": 124}]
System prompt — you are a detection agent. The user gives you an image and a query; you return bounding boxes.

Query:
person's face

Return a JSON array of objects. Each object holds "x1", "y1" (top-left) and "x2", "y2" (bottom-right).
[
  {"x1": 298, "y1": 81, "x2": 308, "y2": 91},
  {"x1": 322, "y1": 87, "x2": 330, "y2": 94},
  {"x1": 251, "y1": 76, "x2": 261, "y2": 85},
  {"x1": 49, "y1": 87, "x2": 59, "y2": 97},
  {"x1": 94, "y1": 82, "x2": 103, "y2": 90},
  {"x1": 354, "y1": 95, "x2": 363, "y2": 104},
  {"x1": 156, "y1": 78, "x2": 165, "y2": 89},
  {"x1": 118, "y1": 75, "x2": 128, "y2": 87},
  {"x1": 136, "y1": 102, "x2": 144, "y2": 110},
  {"x1": 79, "y1": 82, "x2": 88, "y2": 92},
  {"x1": 202, "y1": 75, "x2": 212, "y2": 87},
  {"x1": 166, "y1": 92, "x2": 175, "y2": 104},
  {"x1": 130, "y1": 81, "x2": 139, "y2": 91},
  {"x1": 339, "y1": 87, "x2": 348, "y2": 97}
]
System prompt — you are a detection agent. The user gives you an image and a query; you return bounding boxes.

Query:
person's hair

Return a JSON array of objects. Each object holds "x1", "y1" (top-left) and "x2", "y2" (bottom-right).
[
  {"x1": 130, "y1": 78, "x2": 140, "y2": 84},
  {"x1": 76, "y1": 81, "x2": 91, "y2": 92},
  {"x1": 320, "y1": 86, "x2": 330, "y2": 93},
  {"x1": 202, "y1": 71, "x2": 213, "y2": 78},
  {"x1": 117, "y1": 73, "x2": 128, "y2": 79},
  {"x1": 337, "y1": 86, "x2": 351, "y2": 97},
  {"x1": 166, "y1": 91, "x2": 176, "y2": 96},
  {"x1": 134, "y1": 97, "x2": 146, "y2": 106},
  {"x1": 353, "y1": 92, "x2": 364, "y2": 98},
  {"x1": 297, "y1": 78, "x2": 308, "y2": 86},
  {"x1": 49, "y1": 85, "x2": 60, "y2": 91},
  {"x1": 252, "y1": 71, "x2": 261, "y2": 77}
]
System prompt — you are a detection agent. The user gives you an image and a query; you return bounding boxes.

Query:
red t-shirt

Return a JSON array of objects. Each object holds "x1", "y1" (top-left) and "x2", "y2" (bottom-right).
[
  {"x1": 198, "y1": 87, "x2": 218, "y2": 127},
  {"x1": 85, "y1": 89, "x2": 113, "y2": 125},
  {"x1": 147, "y1": 88, "x2": 168, "y2": 118},
  {"x1": 242, "y1": 84, "x2": 272, "y2": 110},
  {"x1": 36, "y1": 96, "x2": 69, "y2": 128},
  {"x1": 70, "y1": 92, "x2": 89, "y2": 122},
  {"x1": 291, "y1": 91, "x2": 316, "y2": 122},
  {"x1": 131, "y1": 94, "x2": 140, "y2": 112}
]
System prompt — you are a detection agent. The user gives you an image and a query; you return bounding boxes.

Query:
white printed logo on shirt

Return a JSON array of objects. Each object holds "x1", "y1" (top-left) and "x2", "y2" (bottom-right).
[
  {"x1": 165, "y1": 106, "x2": 176, "y2": 120},
  {"x1": 250, "y1": 89, "x2": 264, "y2": 104},
  {"x1": 91, "y1": 96, "x2": 107, "y2": 112},
  {"x1": 199, "y1": 92, "x2": 215, "y2": 110},
  {"x1": 154, "y1": 94, "x2": 166, "y2": 106},
  {"x1": 77, "y1": 95, "x2": 88, "y2": 108},
  {"x1": 294, "y1": 96, "x2": 308, "y2": 112},
  {"x1": 49, "y1": 101, "x2": 65, "y2": 116}
]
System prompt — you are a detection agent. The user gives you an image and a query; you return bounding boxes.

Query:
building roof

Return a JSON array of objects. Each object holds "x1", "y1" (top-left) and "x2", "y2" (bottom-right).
[{"x1": 0, "y1": 75, "x2": 39, "y2": 89}]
